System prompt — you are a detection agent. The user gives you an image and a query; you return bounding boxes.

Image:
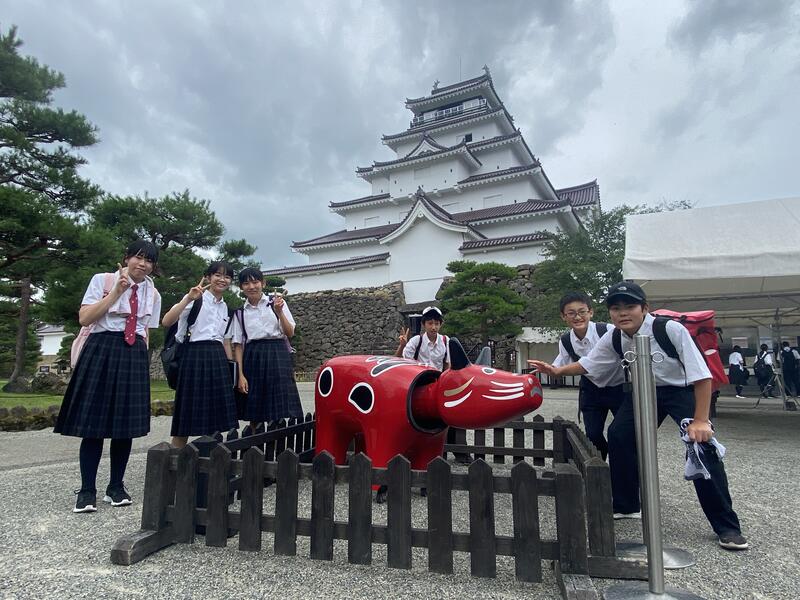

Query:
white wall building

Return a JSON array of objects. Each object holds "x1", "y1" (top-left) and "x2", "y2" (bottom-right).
[{"x1": 266, "y1": 68, "x2": 601, "y2": 304}]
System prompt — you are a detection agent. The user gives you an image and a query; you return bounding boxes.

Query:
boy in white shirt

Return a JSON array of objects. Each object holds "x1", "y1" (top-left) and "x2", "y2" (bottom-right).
[{"x1": 529, "y1": 281, "x2": 748, "y2": 551}]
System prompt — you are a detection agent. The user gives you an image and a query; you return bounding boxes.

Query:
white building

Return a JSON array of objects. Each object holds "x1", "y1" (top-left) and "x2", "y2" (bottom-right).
[{"x1": 266, "y1": 68, "x2": 600, "y2": 304}]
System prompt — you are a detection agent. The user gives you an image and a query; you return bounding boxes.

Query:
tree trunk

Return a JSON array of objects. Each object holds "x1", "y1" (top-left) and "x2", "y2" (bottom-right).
[{"x1": 3, "y1": 277, "x2": 33, "y2": 393}]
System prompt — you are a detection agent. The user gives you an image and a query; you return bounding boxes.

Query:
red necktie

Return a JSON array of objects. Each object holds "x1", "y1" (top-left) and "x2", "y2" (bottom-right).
[{"x1": 124, "y1": 283, "x2": 139, "y2": 346}]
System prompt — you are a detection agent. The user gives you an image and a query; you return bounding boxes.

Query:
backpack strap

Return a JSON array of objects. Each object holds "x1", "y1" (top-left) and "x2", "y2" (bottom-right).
[
  {"x1": 413, "y1": 335, "x2": 423, "y2": 361},
  {"x1": 651, "y1": 317, "x2": 679, "y2": 360},
  {"x1": 236, "y1": 307, "x2": 247, "y2": 343},
  {"x1": 560, "y1": 331, "x2": 580, "y2": 362},
  {"x1": 595, "y1": 322, "x2": 609, "y2": 337},
  {"x1": 612, "y1": 328, "x2": 623, "y2": 359},
  {"x1": 184, "y1": 296, "x2": 203, "y2": 342}
]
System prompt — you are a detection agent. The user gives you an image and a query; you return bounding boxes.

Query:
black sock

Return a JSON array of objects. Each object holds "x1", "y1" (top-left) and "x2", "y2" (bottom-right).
[
  {"x1": 79, "y1": 438, "x2": 104, "y2": 492},
  {"x1": 109, "y1": 438, "x2": 133, "y2": 489}
]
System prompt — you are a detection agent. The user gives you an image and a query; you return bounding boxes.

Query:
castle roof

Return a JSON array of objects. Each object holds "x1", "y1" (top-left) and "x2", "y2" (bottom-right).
[
  {"x1": 457, "y1": 164, "x2": 541, "y2": 186},
  {"x1": 555, "y1": 180, "x2": 600, "y2": 208},
  {"x1": 404, "y1": 71, "x2": 503, "y2": 112},
  {"x1": 460, "y1": 232, "x2": 550, "y2": 252},
  {"x1": 356, "y1": 136, "x2": 481, "y2": 178},
  {"x1": 263, "y1": 252, "x2": 391, "y2": 276},
  {"x1": 382, "y1": 105, "x2": 514, "y2": 146}
]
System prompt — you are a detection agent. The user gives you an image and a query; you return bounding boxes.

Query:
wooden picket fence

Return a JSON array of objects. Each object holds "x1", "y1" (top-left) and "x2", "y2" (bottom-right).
[{"x1": 112, "y1": 415, "x2": 645, "y2": 599}]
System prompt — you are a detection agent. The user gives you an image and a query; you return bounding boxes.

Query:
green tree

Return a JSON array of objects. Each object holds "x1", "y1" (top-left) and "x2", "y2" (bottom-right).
[
  {"x1": 0, "y1": 26, "x2": 100, "y2": 391},
  {"x1": 439, "y1": 261, "x2": 527, "y2": 345},
  {"x1": 0, "y1": 300, "x2": 40, "y2": 377}
]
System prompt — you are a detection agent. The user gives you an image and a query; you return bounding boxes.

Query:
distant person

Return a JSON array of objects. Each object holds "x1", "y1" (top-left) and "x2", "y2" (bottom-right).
[
  {"x1": 727, "y1": 345, "x2": 747, "y2": 398},
  {"x1": 397, "y1": 306, "x2": 450, "y2": 370},
  {"x1": 754, "y1": 344, "x2": 775, "y2": 398},
  {"x1": 55, "y1": 240, "x2": 161, "y2": 513},
  {"x1": 779, "y1": 341, "x2": 799, "y2": 398}
]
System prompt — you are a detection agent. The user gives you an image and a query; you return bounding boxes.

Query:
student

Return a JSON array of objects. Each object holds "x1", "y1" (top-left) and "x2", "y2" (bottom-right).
[
  {"x1": 779, "y1": 341, "x2": 799, "y2": 398},
  {"x1": 727, "y1": 345, "x2": 747, "y2": 398},
  {"x1": 754, "y1": 344, "x2": 775, "y2": 398},
  {"x1": 549, "y1": 292, "x2": 623, "y2": 460},
  {"x1": 162, "y1": 261, "x2": 238, "y2": 448},
  {"x1": 529, "y1": 281, "x2": 748, "y2": 550},
  {"x1": 231, "y1": 267, "x2": 302, "y2": 431},
  {"x1": 55, "y1": 240, "x2": 162, "y2": 513},
  {"x1": 398, "y1": 306, "x2": 450, "y2": 370}
]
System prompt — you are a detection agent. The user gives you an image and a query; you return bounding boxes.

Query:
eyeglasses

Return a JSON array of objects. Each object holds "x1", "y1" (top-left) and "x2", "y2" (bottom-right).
[{"x1": 564, "y1": 309, "x2": 590, "y2": 319}]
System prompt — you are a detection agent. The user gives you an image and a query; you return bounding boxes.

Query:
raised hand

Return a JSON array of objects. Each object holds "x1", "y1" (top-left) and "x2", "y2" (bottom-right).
[
  {"x1": 187, "y1": 276, "x2": 211, "y2": 301},
  {"x1": 398, "y1": 327, "x2": 410, "y2": 345},
  {"x1": 272, "y1": 293, "x2": 285, "y2": 314},
  {"x1": 114, "y1": 262, "x2": 130, "y2": 295},
  {"x1": 527, "y1": 359, "x2": 556, "y2": 377}
]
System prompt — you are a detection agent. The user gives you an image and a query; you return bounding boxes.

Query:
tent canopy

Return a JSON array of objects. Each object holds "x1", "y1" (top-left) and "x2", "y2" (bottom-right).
[{"x1": 622, "y1": 197, "x2": 800, "y2": 327}]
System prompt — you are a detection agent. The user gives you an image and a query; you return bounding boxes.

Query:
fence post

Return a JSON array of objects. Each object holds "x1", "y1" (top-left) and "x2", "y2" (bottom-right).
[
  {"x1": 554, "y1": 462, "x2": 588, "y2": 574},
  {"x1": 387, "y1": 455, "x2": 412, "y2": 569},
  {"x1": 585, "y1": 457, "x2": 616, "y2": 557},
  {"x1": 239, "y1": 447, "x2": 264, "y2": 552},
  {"x1": 468, "y1": 459, "x2": 497, "y2": 578},
  {"x1": 191, "y1": 435, "x2": 218, "y2": 535},
  {"x1": 173, "y1": 444, "x2": 199, "y2": 544},
  {"x1": 348, "y1": 453, "x2": 373, "y2": 565},
  {"x1": 310, "y1": 451, "x2": 335, "y2": 561},
  {"x1": 139, "y1": 442, "x2": 174, "y2": 531},
  {"x1": 493, "y1": 427, "x2": 505, "y2": 464},
  {"x1": 552, "y1": 417, "x2": 565, "y2": 464},
  {"x1": 474, "y1": 428, "x2": 486, "y2": 461},
  {"x1": 511, "y1": 461, "x2": 542, "y2": 582},
  {"x1": 205, "y1": 444, "x2": 232, "y2": 547},
  {"x1": 274, "y1": 449, "x2": 300, "y2": 556},
  {"x1": 532, "y1": 415, "x2": 545, "y2": 466},
  {"x1": 426, "y1": 457, "x2": 453, "y2": 574}
]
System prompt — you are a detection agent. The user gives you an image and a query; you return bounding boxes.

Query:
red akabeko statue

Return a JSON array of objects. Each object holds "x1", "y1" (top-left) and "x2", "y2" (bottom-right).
[{"x1": 314, "y1": 338, "x2": 543, "y2": 473}]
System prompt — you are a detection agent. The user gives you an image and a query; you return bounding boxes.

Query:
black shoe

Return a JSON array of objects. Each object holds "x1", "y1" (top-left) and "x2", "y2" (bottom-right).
[
  {"x1": 73, "y1": 489, "x2": 97, "y2": 513},
  {"x1": 718, "y1": 533, "x2": 749, "y2": 551},
  {"x1": 103, "y1": 484, "x2": 132, "y2": 507}
]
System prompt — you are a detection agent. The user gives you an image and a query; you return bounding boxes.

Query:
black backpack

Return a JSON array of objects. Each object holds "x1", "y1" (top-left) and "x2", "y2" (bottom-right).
[
  {"x1": 753, "y1": 352, "x2": 771, "y2": 378},
  {"x1": 781, "y1": 348, "x2": 797, "y2": 370},
  {"x1": 561, "y1": 322, "x2": 609, "y2": 362},
  {"x1": 160, "y1": 297, "x2": 203, "y2": 390}
]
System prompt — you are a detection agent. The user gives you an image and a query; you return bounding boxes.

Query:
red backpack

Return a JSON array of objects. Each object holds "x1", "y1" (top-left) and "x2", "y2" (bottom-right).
[{"x1": 650, "y1": 309, "x2": 729, "y2": 386}]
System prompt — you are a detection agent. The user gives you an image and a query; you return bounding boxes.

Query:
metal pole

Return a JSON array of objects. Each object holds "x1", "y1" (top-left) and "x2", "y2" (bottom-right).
[{"x1": 630, "y1": 335, "x2": 664, "y2": 592}]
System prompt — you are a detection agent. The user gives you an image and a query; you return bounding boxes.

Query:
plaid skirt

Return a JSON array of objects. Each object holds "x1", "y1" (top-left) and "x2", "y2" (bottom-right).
[
  {"x1": 55, "y1": 331, "x2": 151, "y2": 439},
  {"x1": 171, "y1": 340, "x2": 237, "y2": 436},
  {"x1": 241, "y1": 339, "x2": 302, "y2": 422}
]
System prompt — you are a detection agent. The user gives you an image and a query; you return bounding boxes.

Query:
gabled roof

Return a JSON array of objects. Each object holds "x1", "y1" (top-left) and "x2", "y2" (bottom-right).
[
  {"x1": 451, "y1": 200, "x2": 563, "y2": 223},
  {"x1": 357, "y1": 137, "x2": 481, "y2": 177},
  {"x1": 457, "y1": 164, "x2": 541, "y2": 186},
  {"x1": 404, "y1": 71, "x2": 503, "y2": 112},
  {"x1": 382, "y1": 106, "x2": 511, "y2": 144},
  {"x1": 555, "y1": 180, "x2": 600, "y2": 208},
  {"x1": 460, "y1": 232, "x2": 550, "y2": 251},
  {"x1": 263, "y1": 253, "x2": 391, "y2": 276},
  {"x1": 380, "y1": 188, "x2": 485, "y2": 243},
  {"x1": 329, "y1": 193, "x2": 391, "y2": 209},
  {"x1": 292, "y1": 223, "x2": 398, "y2": 249},
  {"x1": 407, "y1": 74, "x2": 490, "y2": 104}
]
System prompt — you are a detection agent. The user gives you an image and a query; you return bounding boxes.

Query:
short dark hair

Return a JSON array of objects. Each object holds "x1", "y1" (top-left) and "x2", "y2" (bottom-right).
[
  {"x1": 125, "y1": 240, "x2": 159, "y2": 264},
  {"x1": 733, "y1": 345, "x2": 741, "y2": 352},
  {"x1": 559, "y1": 292, "x2": 592, "y2": 313},
  {"x1": 238, "y1": 267, "x2": 263, "y2": 285},
  {"x1": 760, "y1": 343, "x2": 768, "y2": 351},
  {"x1": 205, "y1": 260, "x2": 234, "y2": 278},
  {"x1": 421, "y1": 306, "x2": 443, "y2": 323},
  {"x1": 782, "y1": 341, "x2": 790, "y2": 347}
]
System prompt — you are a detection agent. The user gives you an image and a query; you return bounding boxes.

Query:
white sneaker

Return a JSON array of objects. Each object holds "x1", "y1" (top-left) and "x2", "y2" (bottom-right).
[
  {"x1": 735, "y1": 395, "x2": 746, "y2": 399},
  {"x1": 613, "y1": 511, "x2": 642, "y2": 520}
]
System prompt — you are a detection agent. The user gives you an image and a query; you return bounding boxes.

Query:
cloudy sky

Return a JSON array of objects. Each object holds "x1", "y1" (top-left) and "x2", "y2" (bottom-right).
[{"x1": 5, "y1": 0, "x2": 799, "y2": 268}]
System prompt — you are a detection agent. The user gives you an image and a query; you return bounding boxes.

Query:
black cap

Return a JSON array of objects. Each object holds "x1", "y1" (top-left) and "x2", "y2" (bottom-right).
[{"x1": 605, "y1": 281, "x2": 647, "y2": 306}]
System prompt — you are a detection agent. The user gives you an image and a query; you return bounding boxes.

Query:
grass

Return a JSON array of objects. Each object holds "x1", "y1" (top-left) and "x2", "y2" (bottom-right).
[{"x1": 0, "y1": 379, "x2": 174, "y2": 410}]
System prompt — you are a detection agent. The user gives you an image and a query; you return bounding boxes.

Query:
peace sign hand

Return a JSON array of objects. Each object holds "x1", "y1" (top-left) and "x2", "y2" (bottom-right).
[
  {"x1": 113, "y1": 263, "x2": 130, "y2": 295},
  {"x1": 398, "y1": 327, "x2": 410, "y2": 345},
  {"x1": 272, "y1": 293, "x2": 285, "y2": 314},
  {"x1": 187, "y1": 277, "x2": 211, "y2": 301}
]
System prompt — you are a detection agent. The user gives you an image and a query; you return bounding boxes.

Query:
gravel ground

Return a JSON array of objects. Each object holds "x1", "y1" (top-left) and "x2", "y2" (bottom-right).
[{"x1": 0, "y1": 385, "x2": 798, "y2": 599}]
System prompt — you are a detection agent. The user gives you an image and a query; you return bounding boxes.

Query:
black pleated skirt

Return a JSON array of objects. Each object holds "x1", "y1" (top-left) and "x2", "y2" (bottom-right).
[
  {"x1": 171, "y1": 340, "x2": 237, "y2": 436},
  {"x1": 55, "y1": 331, "x2": 151, "y2": 439},
  {"x1": 241, "y1": 339, "x2": 302, "y2": 422}
]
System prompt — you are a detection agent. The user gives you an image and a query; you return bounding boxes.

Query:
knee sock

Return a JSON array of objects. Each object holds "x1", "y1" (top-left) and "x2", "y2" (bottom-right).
[
  {"x1": 109, "y1": 438, "x2": 133, "y2": 488},
  {"x1": 79, "y1": 438, "x2": 104, "y2": 492}
]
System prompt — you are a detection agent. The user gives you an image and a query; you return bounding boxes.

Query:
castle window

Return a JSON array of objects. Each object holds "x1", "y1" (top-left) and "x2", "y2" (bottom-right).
[{"x1": 463, "y1": 133, "x2": 472, "y2": 142}]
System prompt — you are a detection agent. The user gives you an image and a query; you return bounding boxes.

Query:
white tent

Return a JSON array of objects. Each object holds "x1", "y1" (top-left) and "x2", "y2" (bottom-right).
[{"x1": 623, "y1": 197, "x2": 800, "y2": 330}]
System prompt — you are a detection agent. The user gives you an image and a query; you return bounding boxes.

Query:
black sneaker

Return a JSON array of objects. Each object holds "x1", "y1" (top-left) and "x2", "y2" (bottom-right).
[
  {"x1": 103, "y1": 484, "x2": 132, "y2": 507},
  {"x1": 718, "y1": 533, "x2": 749, "y2": 551},
  {"x1": 73, "y1": 489, "x2": 97, "y2": 513}
]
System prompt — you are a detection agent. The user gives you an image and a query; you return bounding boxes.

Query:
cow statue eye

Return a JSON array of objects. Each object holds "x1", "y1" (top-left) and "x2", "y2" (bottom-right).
[
  {"x1": 482, "y1": 367, "x2": 496, "y2": 375},
  {"x1": 318, "y1": 367, "x2": 334, "y2": 397}
]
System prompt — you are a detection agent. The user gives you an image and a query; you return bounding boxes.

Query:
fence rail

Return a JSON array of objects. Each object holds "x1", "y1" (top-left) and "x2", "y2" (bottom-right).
[{"x1": 113, "y1": 415, "x2": 647, "y2": 599}]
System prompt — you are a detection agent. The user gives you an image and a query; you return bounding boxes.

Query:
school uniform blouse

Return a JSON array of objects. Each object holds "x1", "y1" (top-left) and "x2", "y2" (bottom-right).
[
  {"x1": 579, "y1": 313, "x2": 711, "y2": 388},
  {"x1": 728, "y1": 351, "x2": 744, "y2": 367},
  {"x1": 82, "y1": 273, "x2": 161, "y2": 337},
  {"x1": 176, "y1": 290, "x2": 231, "y2": 343},
  {"x1": 230, "y1": 294, "x2": 295, "y2": 344},
  {"x1": 403, "y1": 333, "x2": 450, "y2": 371}
]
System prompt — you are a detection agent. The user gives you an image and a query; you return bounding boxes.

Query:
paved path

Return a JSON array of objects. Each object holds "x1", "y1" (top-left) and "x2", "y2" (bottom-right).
[{"x1": 1, "y1": 386, "x2": 798, "y2": 599}]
